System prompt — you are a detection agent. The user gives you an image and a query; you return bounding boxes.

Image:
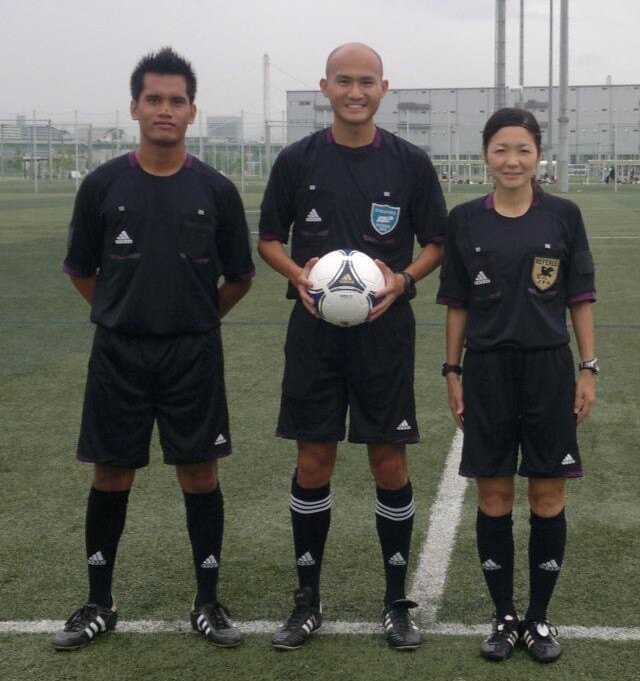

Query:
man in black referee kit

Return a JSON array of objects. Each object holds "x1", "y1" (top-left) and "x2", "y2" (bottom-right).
[
  {"x1": 52, "y1": 47, "x2": 254, "y2": 650},
  {"x1": 259, "y1": 42, "x2": 447, "y2": 650}
]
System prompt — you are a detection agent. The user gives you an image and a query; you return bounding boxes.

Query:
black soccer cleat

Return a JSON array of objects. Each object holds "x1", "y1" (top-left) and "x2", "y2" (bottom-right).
[
  {"x1": 382, "y1": 598, "x2": 422, "y2": 650},
  {"x1": 190, "y1": 602, "x2": 242, "y2": 647},
  {"x1": 51, "y1": 603, "x2": 118, "y2": 650},
  {"x1": 480, "y1": 613, "x2": 520, "y2": 661},
  {"x1": 272, "y1": 586, "x2": 322, "y2": 650},
  {"x1": 521, "y1": 619, "x2": 562, "y2": 663}
]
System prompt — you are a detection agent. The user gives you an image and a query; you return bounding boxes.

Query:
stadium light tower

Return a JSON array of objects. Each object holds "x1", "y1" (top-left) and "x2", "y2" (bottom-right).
[
  {"x1": 548, "y1": 0, "x2": 554, "y2": 168},
  {"x1": 558, "y1": 0, "x2": 570, "y2": 192},
  {"x1": 495, "y1": 0, "x2": 507, "y2": 110}
]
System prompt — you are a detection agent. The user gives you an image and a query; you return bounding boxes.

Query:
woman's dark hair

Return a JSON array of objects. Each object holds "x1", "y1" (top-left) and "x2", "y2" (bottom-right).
[
  {"x1": 482, "y1": 107, "x2": 542, "y2": 153},
  {"x1": 130, "y1": 47, "x2": 197, "y2": 103}
]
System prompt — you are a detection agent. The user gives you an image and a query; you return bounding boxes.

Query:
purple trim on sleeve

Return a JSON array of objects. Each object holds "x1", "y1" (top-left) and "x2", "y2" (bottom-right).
[
  {"x1": 227, "y1": 268, "x2": 256, "y2": 282},
  {"x1": 62, "y1": 262, "x2": 95, "y2": 279},
  {"x1": 567, "y1": 291, "x2": 597, "y2": 305},
  {"x1": 128, "y1": 151, "x2": 139, "y2": 167},
  {"x1": 436, "y1": 296, "x2": 467, "y2": 308},
  {"x1": 258, "y1": 232, "x2": 283, "y2": 241},
  {"x1": 430, "y1": 235, "x2": 446, "y2": 244}
]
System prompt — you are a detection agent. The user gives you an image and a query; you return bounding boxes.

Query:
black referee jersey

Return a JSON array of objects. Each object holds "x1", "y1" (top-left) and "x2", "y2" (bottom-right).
[
  {"x1": 437, "y1": 191, "x2": 596, "y2": 351},
  {"x1": 64, "y1": 152, "x2": 255, "y2": 335},
  {"x1": 259, "y1": 127, "x2": 447, "y2": 299}
]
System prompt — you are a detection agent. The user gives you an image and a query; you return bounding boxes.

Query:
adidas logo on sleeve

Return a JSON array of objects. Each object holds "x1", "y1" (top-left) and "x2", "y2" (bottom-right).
[
  {"x1": 305, "y1": 209, "x2": 322, "y2": 223},
  {"x1": 115, "y1": 230, "x2": 133, "y2": 245}
]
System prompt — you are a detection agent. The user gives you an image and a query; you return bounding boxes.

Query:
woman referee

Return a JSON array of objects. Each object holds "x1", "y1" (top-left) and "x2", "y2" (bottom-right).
[{"x1": 437, "y1": 108, "x2": 597, "y2": 663}]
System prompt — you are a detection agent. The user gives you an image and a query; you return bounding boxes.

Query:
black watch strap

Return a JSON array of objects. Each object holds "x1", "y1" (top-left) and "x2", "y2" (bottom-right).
[{"x1": 442, "y1": 362, "x2": 463, "y2": 377}]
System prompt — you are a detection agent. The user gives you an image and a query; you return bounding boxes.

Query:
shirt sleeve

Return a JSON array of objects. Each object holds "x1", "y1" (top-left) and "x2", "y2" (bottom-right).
[
  {"x1": 436, "y1": 206, "x2": 469, "y2": 308},
  {"x1": 217, "y1": 181, "x2": 256, "y2": 283},
  {"x1": 565, "y1": 202, "x2": 596, "y2": 305},
  {"x1": 258, "y1": 150, "x2": 297, "y2": 243},
  {"x1": 411, "y1": 152, "x2": 448, "y2": 246},
  {"x1": 63, "y1": 175, "x2": 103, "y2": 277}
]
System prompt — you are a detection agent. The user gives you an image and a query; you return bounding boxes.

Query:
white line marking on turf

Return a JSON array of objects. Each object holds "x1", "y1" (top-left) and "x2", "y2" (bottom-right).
[
  {"x1": 591, "y1": 236, "x2": 640, "y2": 239},
  {"x1": 2, "y1": 619, "x2": 640, "y2": 641},
  {"x1": 410, "y1": 428, "x2": 467, "y2": 624}
]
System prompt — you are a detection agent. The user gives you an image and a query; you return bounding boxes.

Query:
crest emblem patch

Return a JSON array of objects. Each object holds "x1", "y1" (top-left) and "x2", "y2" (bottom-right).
[
  {"x1": 531, "y1": 256, "x2": 560, "y2": 291},
  {"x1": 370, "y1": 203, "x2": 400, "y2": 235}
]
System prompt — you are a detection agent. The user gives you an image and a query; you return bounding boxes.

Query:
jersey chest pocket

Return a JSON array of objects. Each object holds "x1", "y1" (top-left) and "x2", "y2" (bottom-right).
[
  {"x1": 179, "y1": 210, "x2": 216, "y2": 263},
  {"x1": 104, "y1": 208, "x2": 141, "y2": 261},
  {"x1": 293, "y1": 187, "x2": 333, "y2": 238},
  {"x1": 528, "y1": 252, "x2": 561, "y2": 302},
  {"x1": 469, "y1": 253, "x2": 502, "y2": 304}
]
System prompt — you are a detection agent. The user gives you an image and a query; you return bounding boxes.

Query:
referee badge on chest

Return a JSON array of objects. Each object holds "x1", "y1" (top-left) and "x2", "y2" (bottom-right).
[
  {"x1": 531, "y1": 256, "x2": 560, "y2": 291},
  {"x1": 370, "y1": 203, "x2": 400, "y2": 235}
]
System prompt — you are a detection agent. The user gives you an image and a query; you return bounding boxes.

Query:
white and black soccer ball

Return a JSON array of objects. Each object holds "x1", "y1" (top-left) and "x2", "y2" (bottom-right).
[{"x1": 308, "y1": 249, "x2": 385, "y2": 327}]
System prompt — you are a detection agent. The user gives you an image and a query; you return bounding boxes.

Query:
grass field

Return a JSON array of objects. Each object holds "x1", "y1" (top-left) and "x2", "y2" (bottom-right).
[{"x1": 1, "y1": 178, "x2": 639, "y2": 680}]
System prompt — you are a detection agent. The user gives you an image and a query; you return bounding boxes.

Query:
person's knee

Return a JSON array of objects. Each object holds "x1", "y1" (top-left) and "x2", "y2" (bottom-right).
[
  {"x1": 528, "y1": 487, "x2": 565, "y2": 517},
  {"x1": 176, "y1": 461, "x2": 218, "y2": 494},
  {"x1": 370, "y1": 447, "x2": 408, "y2": 490},
  {"x1": 296, "y1": 444, "x2": 336, "y2": 487},
  {"x1": 93, "y1": 465, "x2": 135, "y2": 492},
  {"x1": 477, "y1": 481, "x2": 515, "y2": 516}
]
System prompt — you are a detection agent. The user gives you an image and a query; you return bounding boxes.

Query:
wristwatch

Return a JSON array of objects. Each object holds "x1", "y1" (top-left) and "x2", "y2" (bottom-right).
[
  {"x1": 442, "y1": 362, "x2": 463, "y2": 377},
  {"x1": 400, "y1": 271, "x2": 416, "y2": 296},
  {"x1": 578, "y1": 357, "x2": 600, "y2": 375}
]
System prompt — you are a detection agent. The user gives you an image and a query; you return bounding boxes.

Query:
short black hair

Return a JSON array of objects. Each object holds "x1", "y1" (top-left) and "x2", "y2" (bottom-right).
[
  {"x1": 130, "y1": 47, "x2": 197, "y2": 102},
  {"x1": 482, "y1": 107, "x2": 542, "y2": 153}
]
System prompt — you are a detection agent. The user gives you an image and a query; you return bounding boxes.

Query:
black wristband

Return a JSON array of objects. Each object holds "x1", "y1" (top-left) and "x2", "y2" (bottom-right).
[
  {"x1": 400, "y1": 271, "x2": 416, "y2": 296},
  {"x1": 442, "y1": 362, "x2": 463, "y2": 377}
]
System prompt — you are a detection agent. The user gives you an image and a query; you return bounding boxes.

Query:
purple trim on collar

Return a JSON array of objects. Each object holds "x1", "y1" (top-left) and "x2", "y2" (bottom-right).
[
  {"x1": 485, "y1": 192, "x2": 540, "y2": 211},
  {"x1": 128, "y1": 151, "x2": 193, "y2": 169},
  {"x1": 325, "y1": 126, "x2": 381, "y2": 148},
  {"x1": 567, "y1": 291, "x2": 597, "y2": 305}
]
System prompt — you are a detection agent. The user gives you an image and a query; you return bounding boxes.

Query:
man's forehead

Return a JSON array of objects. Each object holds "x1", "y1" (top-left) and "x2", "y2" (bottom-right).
[{"x1": 141, "y1": 72, "x2": 188, "y2": 93}]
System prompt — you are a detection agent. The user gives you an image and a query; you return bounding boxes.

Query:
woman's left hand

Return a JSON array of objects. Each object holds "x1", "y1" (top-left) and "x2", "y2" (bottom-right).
[{"x1": 574, "y1": 372, "x2": 596, "y2": 424}]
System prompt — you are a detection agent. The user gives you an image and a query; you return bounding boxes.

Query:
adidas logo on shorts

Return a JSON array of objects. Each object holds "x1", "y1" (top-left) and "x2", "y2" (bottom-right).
[
  {"x1": 561, "y1": 453, "x2": 576, "y2": 465},
  {"x1": 115, "y1": 230, "x2": 133, "y2": 245},
  {"x1": 214, "y1": 434, "x2": 227, "y2": 446},
  {"x1": 396, "y1": 420, "x2": 411, "y2": 431},
  {"x1": 306, "y1": 209, "x2": 322, "y2": 223}
]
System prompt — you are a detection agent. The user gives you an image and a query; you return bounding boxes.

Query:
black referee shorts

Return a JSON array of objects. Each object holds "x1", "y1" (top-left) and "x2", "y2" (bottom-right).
[
  {"x1": 460, "y1": 345, "x2": 583, "y2": 478},
  {"x1": 277, "y1": 300, "x2": 420, "y2": 445},
  {"x1": 76, "y1": 326, "x2": 232, "y2": 468}
]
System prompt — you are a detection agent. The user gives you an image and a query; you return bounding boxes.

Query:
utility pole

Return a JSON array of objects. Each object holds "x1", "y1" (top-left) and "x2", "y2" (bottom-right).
[
  {"x1": 263, "y1": 53, "x2": 271, "y2": 174},
  {"x1": 548, "y1": 0, "x2": 554, "y2": 170}
]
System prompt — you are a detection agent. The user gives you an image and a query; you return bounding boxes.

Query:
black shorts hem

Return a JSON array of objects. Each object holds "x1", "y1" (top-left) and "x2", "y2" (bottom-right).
[
  {"x1": 76, "y1": 452, "x2": 149, "y2": 470},
  {"x1": 349, "y1": 435, "x2": 420, "y2": 445},
  {"x1": 163, "y1": 449, "x2": 232, "y2": 465},
  {"x1": 276, "y1": 431, "x2": 344, "y2": 443}
]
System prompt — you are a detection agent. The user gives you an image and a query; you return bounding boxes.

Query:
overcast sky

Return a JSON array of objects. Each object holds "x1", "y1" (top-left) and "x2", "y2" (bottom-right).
[{"x1": 2, "y1": 0, "x2": 639, "y2": 136}]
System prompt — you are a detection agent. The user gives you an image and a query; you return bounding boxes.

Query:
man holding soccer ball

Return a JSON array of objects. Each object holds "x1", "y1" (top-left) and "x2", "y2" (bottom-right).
[{"x1": 258, "y1": 42, "x2": 447, "y2": 650}]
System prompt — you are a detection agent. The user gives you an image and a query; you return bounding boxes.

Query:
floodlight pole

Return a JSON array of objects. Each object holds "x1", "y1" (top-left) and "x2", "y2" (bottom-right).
[
  {"x1": 32, "y1": 110, "x2": 38, "y2": 194},
  {"x1": 548, "y1": 0, "x2": 554, "y2": 171},
  {"x1": 519, "y1": 0, "x2": 525, "y2": 90},
  {"x1": 558, "y1": 0, "x2": 569, "y2": 192},
  {"x1": 495, "y1": 0, "x2": 507, "y2": 110}
]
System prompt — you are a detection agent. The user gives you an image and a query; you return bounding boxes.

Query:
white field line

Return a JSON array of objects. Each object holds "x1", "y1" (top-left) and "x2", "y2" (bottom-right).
[
  {"x1": 590, "y1": 235, "x2": 640, "y2": 239},
  {"x1": 3, "y1": 432, "x2": 640, "y2": 642},
  {"x1": 410, "y1": 428, "x2": 467, "y2": 624},
  {"x1": 2, "y1": 619, "x2": 640, "y2": 641}
]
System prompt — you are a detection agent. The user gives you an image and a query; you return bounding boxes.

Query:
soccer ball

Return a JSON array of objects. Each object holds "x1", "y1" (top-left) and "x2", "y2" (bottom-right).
[{"x1": 308, "y1": 249, "x2": 385, "y2": 327}]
